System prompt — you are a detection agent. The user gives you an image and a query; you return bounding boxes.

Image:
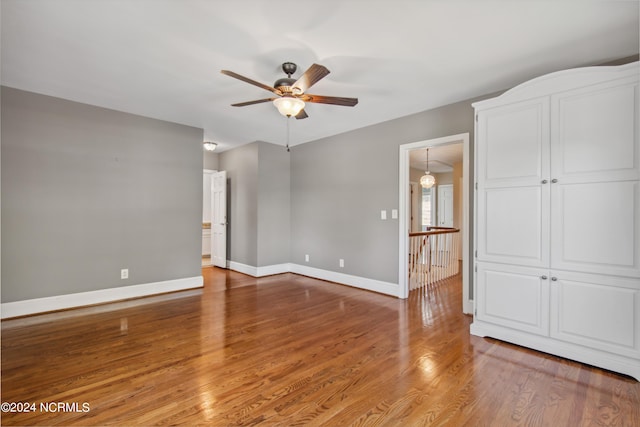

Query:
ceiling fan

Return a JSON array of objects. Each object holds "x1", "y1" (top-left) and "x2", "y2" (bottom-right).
[{"x1": 220, "y1": 62, "x2": 358, "y2": 119}]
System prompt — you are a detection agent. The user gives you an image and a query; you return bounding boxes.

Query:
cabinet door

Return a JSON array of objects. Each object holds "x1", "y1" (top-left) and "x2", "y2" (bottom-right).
[
  {"x1": 477, "y1": 186, "x2": 549, "y2": 266},
  {"x1": 551, "y1": 76, "x2": 639, "y2": 184},
  {"x1": 550, "y1": 77, "x2": 640, "y2": 277},
  {"x1": 551, "y1": 180, "x2": 640, "y2": 277},
  {"x1": 477, "y1": 98, "x2": 550, "y2": 188},
  {"x1": 550, "y1": 271, "x2": 640, "y2": 359},
  {"x1": 476, "y1": 98, "x2": 550, "y2": 266},
  {"x1": 476, "y1": 263, "x2": 549, "y2": 336}
]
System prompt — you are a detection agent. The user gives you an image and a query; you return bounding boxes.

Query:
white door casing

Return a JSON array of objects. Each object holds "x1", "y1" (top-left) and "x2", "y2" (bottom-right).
[{"x1": 399, "y1": 133, "x2": 471, "y2": 314}]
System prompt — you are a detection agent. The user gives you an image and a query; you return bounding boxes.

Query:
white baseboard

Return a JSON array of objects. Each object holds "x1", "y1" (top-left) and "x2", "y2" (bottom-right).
[
  {"x1": 226, "y1": 262, "x2": 399, "y2": 297},
  {"x1": 1, "y1": 276, "x2": 203, "y2": 319},
  {"x1": 227, "y1": 261, "x2": 290, "y2": 277},
  {"x1": 289, "y1": 264, "x2": 399, "y2": 297},
  {"x1": 2, "y1": 263, "x2": 402, "y2": 319},
  {"x1": 257, "y1": 263, "x2": 291, "y2": 277}
]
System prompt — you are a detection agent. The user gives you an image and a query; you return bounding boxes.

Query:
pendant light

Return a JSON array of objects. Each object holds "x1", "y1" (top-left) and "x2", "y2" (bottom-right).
[{"x1": 420, "y1": 148, "x2": 436, "y2": 189}]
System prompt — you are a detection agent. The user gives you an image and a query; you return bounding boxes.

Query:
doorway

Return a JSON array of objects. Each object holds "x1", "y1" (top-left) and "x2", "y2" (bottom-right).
[
  {"x1": 398, "y1": 133, "x2": 472, "y2": 314},
  {"x1": 202, "y1": 169, "x2": 228, "y2": 269},
  {"x1": 202, "y1": 170, "x2": 214, "y2": 267}
]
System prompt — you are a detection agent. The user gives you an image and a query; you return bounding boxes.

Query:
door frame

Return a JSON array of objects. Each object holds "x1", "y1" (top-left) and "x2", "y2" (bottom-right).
[
  {"x1": 398, "y1": 133, "x2": 472, "y2": 314},
  {"x1": 202, "y1": 169, "x2": 215, "y2": 267}
]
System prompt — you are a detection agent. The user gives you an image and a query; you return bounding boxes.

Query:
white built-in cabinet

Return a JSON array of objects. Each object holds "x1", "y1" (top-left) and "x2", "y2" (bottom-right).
[{"x1": 471, "y1": 62, "x2": 640, "y2": 381}]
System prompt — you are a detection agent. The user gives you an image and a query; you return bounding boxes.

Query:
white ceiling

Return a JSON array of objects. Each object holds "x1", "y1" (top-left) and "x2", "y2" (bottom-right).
[
  {"x1": 410, "y1": 143, "x2": 463, "y2": 174},
  {"x1": 1, "y1": 1, "x2": 638, "y2": 152}
]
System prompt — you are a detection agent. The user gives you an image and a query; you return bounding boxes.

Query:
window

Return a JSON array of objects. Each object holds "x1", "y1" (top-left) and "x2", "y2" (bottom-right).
[{"x1": 421, "y1": 187, "x2": 434, "y2": 230}]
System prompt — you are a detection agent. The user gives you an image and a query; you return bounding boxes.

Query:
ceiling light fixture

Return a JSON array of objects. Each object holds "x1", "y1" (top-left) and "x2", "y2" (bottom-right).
[
  {"x1": 420, "y1": 148, "x2": 436, "y2": 189},
  {"x1": 273, "y1": 96, "x2": 305, "y2": 117},
  {"x1": 203, "y1": 141, "x2": 217, "y2": 151}
]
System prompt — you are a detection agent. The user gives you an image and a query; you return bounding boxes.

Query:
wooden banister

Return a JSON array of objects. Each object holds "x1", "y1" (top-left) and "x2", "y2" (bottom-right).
[{"x1": 409, "y1": 228, "x2": 459, "y2": 237}]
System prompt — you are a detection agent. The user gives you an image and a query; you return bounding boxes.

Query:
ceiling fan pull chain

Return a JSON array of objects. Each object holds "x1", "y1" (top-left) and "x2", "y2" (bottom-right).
[{"x1": 286, "y1": 116, "x2": 290, "y2": 152}]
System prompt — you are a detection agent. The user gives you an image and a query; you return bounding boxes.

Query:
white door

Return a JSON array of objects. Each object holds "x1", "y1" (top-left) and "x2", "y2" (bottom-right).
[
  {"x1": 437, "y1": 184, "x2": 454, "y2": 227},
  {"x1": 211, "y1": 171, "x2": 227, "y2": 268}
]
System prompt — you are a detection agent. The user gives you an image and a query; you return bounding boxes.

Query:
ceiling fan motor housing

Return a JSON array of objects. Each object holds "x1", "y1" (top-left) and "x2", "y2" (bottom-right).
[
  {"x1": 273, "y1": 77, "x2": 296, "y2": 92},
  {"x1": 274, "y1": 62, "x2": 298, "y2": 93}
]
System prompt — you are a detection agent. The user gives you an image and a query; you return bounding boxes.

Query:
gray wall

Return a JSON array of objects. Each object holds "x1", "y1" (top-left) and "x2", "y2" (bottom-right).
[
  {"x1": 291, "y1": 99, "x2": 477, "y2": 284},
  {"x1": 257, "y1": 142, "x2": 290, "y2": 267},
  {"x1": 219, "y1": 143, "x2": 259, "y2": 266},
  {"x1": 1, "y1": 87, "x2": 203, "y2": 302},
  {"x1": 219, "y1": 141, "x2": 291, "y2": 268},
  {"x1": 203, "y1": 151, "x2": 219, "y2": 170}
]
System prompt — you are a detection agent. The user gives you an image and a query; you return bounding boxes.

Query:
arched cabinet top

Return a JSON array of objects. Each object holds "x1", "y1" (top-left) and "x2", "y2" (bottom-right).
[{"x1": 472, "y1": 61, "x2": 639, "y2": 110}]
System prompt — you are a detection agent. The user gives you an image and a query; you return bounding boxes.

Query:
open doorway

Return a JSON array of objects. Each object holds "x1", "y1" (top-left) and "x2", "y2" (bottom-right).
[
  {"x1": 203, "y1": 169, "x2": 228, "y2": 269},
  {"x1": 202, "y1": 170, "x2": 214, "y2": 267},
  {"x1": 398, "y1": 133, "x2": 472, "y2": 314}
]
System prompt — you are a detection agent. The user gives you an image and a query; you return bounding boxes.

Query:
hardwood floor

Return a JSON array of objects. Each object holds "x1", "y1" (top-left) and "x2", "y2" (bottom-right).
[{"x1": 2, "y1": 268, "x2": 639, "y2": 426}]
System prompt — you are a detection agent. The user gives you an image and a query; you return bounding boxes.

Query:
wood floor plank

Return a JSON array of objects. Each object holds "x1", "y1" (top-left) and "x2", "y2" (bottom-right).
[{"x1": 2, "y1": 268, "x2": 639, "y2": 426}]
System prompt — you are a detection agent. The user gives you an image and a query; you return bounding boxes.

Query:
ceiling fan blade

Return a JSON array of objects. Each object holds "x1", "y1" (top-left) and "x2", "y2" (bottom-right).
[
  {"x1": 292, "y1": 64, "x2": 330, "y2": 94},
  {"x1": 295, "y1": 109, "x2": 308, "y2": 120},
  {"x1": 302, "y1": 94, "x2": 358, "y2": 107},
  {"x1": 231, "y1": 98, "x2": 275, "y2": 107},
  {"x1": 221, "y1": 70, "x2": 282, "y2": 96}
]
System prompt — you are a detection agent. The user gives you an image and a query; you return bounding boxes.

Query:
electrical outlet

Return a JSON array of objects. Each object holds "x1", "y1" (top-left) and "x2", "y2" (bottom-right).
[
  {"x1": 339, "y1": 259, "x2": 344, "y2": 268},
  {"x1": 305, "y1": 254, "x2": 310, "y2": 262},
  {"x1": 121, "y1": 268, "x2": 129, "y2": 280}
]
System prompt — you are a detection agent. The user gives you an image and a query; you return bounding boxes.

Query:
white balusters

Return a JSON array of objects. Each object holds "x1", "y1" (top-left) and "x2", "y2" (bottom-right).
[{"x1": 409, "y1": 228, "x2": 460, "y2": 292}]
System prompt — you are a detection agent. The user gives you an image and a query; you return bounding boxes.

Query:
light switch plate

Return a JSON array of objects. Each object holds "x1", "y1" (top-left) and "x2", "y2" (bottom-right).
[
  {"x1": 391, "y1": 209, "x2": 398, "y2": 219},
  {"x1": 381, "y1": 210, "x2": 387, "y2": 220}
]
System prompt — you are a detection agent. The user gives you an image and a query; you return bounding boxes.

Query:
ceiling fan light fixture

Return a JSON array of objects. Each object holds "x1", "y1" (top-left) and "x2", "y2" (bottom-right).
[
  {"x1": 203, "y1": 141, "x2": 217, "y2": 151},
  {"x1": 273, "y1": 96, "x2": 305, "y2": 117}
]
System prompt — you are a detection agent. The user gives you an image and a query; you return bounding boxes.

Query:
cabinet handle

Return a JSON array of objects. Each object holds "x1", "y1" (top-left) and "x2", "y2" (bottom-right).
[
  {"x1": 541, "y1": 179, "x2": 548, "y2": 184},
  {"x1": 541, "y1": 275, "x2": 548, "y2": 280},
  {"x1": 551, "y1": 277, "x2": 558, "y2": 281},
  {"x1": 551, "y1": 178, "x2": 558, "y2": 183}
]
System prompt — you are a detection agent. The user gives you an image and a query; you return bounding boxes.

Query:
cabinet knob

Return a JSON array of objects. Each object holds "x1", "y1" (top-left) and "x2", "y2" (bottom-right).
[
  {"x1": 551, "y1": 178, "x2": 558, "y2": 183},
  {"x1": 551, "y1": 277, "x2": 558, "y2": 281},
  {"x1": 541, "y1": 179, "x2": 548, "y2": 184},
  {"x1": 541, "y1": 275, "x2": 548, "y2": 280}
]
